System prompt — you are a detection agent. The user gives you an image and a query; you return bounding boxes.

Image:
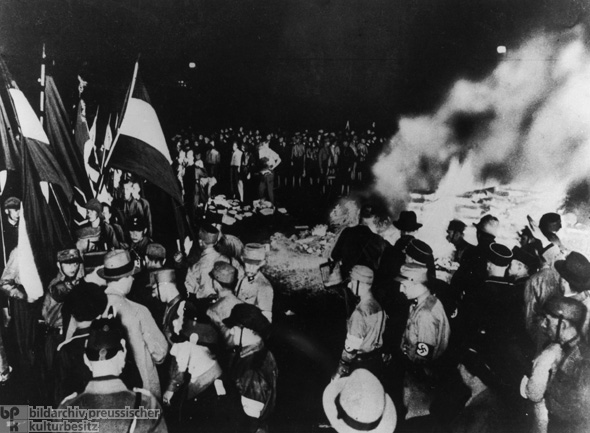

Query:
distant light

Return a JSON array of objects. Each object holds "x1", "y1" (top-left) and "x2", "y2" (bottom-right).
[
  {"x1": 188, "y1": 62, "x2": 196, "y2": 69},
  {"x1": 497, "y1": 46, "x2": 507, "y2": 54}
]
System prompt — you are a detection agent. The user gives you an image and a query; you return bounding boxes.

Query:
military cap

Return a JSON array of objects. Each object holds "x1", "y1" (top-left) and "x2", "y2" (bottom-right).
[
  {"x1": 395, "y1": 264, "x2": 428, "y2": 284},
  {"x1": 209, "y1": 261, "x2": 238, "y2": 285},
  {"x1": 350, "y1": 265, "x2": 374, "y2": 284},
  {"x1": 406, "y1": 239, "x2": 433, "y2": 266},
  {"x1": 57, "y1": 248, "x2": 82, "y2": 264},
  {"x1": 3, "y1": 197, "x2": 20, "y2": 210},
  {"x1": 199, "y1": 224, "x2": 220, "y2": 244},
  {"x1": 543, "y1": 295, "x2": 587, "y2": 329},
  {"x1": 487, "y1": 243, "x2": 512, "y2": 267},
  {"x1": 243, "y1": 243, "x2": 267, "y2": 263},
  {"x1": 146, "y1": 243, "x2": 166, "y2": 260},
  {"x1": 150, "y1": 268, "x2": 176, "y2": 286},
  {"x1": 84, "y1": 198, "x2": 102, "y2": 214}
]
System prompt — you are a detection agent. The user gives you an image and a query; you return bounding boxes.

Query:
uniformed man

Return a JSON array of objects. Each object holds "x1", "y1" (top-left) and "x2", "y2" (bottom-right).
[
  {"x1": 185, "y1": 225, "x2": 229, "y2": 299},
  {"x1": 150, "y1": 268, "x2": 183, "y2": 344},
  {"x1": 206, "y1": 262, "x2": 244, "y2": 349},
  {"x1": 223, "y1": 303, "x2": 278, "y2": 433},
  {"x1": 522, "y1": 296, "x2": 590, "y2": 433},
  {"x1": 41, "y1": 248, "x2": 85, "y2": 381},
  {"x1": 113, "y1": 175, "x2": 153, "y2": 238},
  {"x1": 235, "y1": 243, "x2": 274, "y2": 322},
  {"x1": 334, "y1": 265, "x2": 386, "y2": 380},
  {"x1": 58, "y1": 317, "x2": 168, "y2": 433},
  {"x1": 78, "y1": 198, "x2": 120, "y2": 251},
  {"x1": 397, "y1": 264, "x2": 450, "y2": 365},
  {"x1": 125, "y1": 215, "x2": 153, "y2": 268}
]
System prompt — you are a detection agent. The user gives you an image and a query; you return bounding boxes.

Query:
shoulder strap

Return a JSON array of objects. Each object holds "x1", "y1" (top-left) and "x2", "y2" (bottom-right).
[{"x1": 127, "y1": 392, "x2": 142, "y2": 433}]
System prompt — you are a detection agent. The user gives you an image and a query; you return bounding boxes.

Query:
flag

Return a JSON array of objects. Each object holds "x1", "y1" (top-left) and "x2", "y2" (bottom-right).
[
  {"x1": 76, "y1": 100, "x2": 99, "y2": 193},
  {"x1": 106, "y1": 63, "x2": 182, "y2": 203},
  {"x1": 0, "y1": 56, "x2": 73, "y2": 287},
  {"x1": 44, "y1": 75, "x2": 93, "y2": 198}
]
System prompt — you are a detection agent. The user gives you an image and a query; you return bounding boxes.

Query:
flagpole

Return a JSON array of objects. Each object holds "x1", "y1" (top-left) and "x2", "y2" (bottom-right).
[
  {"x1": 100, "y1": 113, "x2": 111, "y2": 172},
  {"x1": 39, "y1": 44, "x2": 46, "y2": 124},
  {"x1": 97, "y1": 59, "x2": 139, "y2": 194}
]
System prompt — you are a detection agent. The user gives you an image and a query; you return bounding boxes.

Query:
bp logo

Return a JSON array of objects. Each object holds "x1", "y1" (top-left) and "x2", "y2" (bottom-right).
[{"x1": 0, "y1": 406, "x2": 28, "y2": 432}]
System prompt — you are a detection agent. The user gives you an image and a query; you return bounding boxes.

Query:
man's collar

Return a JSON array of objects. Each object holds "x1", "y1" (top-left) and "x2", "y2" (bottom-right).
[{"x1": 85, "y1": 377, "x2": 127, "y2": 394}]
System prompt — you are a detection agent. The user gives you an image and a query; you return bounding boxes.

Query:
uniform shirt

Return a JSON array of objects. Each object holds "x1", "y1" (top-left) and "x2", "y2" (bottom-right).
[
  {"x1": 235, "y1": 273, "x2": 274, "y2": 322},
  {"x1": 104, "y1": 289, "x2": 169, "y2": 399},
  {"x1": 59, "y1": 377, "x2": 167, "y2": 433},
  {"x1": 114, "y1": 196, "x2": 153, "y2": 238},
  {"x1": 342, "y1": 296, "x2": 386, "y2": 361},
  {"x1": 402, "y1": 293, "x2": 450, "y2": 363},
  {"x1": 184, "y1": 247, "x2": 229, "y2": 298}
]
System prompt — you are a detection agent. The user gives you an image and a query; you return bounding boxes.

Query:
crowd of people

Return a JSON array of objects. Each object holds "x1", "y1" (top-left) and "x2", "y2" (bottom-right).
[
  {"x1": 0, "y1": 121, "x2": 587, "y2": 433},
  {"x1": 172, "y1": 126, "x2": 386, "y2": 222},
  {"x1": 326, "y1": 206, "x2": 590, "y2": 433}
]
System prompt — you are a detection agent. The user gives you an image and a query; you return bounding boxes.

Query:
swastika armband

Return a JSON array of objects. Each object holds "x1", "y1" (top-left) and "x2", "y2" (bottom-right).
[{"x1": 416, "y1": 342, "x2": 434, "y2": 359}]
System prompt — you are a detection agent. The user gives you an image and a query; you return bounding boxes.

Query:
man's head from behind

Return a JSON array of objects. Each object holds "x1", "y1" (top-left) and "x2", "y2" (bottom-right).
[{"x1": 84, "y1": 316, "x2": 127, "y2": 378}]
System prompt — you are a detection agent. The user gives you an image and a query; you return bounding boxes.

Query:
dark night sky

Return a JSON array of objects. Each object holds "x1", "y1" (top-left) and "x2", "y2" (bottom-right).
[{"x1": 0, "y1": 0, "x2": 587, "y2": 136}]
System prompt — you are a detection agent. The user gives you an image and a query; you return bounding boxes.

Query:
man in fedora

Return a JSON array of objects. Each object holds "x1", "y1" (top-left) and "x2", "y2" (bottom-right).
[
  {"x1": 334, "y1": 265, "x2": 386, "y2": 381},
  {"x1": 331, "y1": 204, "x2": 388, "y2": 280},
  {"x1": 185, "y1": 225, "x2": 229, "y2": 299},
  {"x1": 98, "y1": 249, "x2": 168, "y2": 399},
  {"x1": 376, "y1": 210, "x2": 422, "y2": 290},
  {"x1": 323, "y1": 368, "x2": 397, "y2": 433},
  {"x1": 555, "y1": 251, "x2": 590, "y2": 336},
  {"x1": 58, "y1": 316, "x2": 168, "y2": 433},
  {"x1": 235, "y1": 243, "x2": 274, "y2": 322},
  {"x1": 523, "y1": 296, "x2": 590, "y2": 433}
]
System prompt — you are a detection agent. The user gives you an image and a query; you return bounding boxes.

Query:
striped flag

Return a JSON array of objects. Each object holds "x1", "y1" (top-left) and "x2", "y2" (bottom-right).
[{"x1": 106, "y1": 62, "x2": 182, "y2": 203}]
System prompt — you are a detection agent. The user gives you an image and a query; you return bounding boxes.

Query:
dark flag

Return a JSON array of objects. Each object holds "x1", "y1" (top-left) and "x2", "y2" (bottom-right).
[
  {"x1": 44, "y1": 75, "x2": 94, "y2": 200},
  {"x1": 0, "y1": 56, "x2": 73, "y2": 288}
]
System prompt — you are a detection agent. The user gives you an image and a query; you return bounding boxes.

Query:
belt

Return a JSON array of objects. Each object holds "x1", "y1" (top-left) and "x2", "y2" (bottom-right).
[
  {"x1": 38, "y1": 323, "x2": 63, "y2": 335},
  {"x1": 355, "y1": 349, "x2": 382, "y2": 361}
]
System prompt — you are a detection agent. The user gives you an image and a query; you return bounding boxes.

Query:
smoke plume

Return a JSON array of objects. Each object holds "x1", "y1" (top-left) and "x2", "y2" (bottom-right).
[{"x1": 373, "y1": 26, "x2": 590, "y2": 214}]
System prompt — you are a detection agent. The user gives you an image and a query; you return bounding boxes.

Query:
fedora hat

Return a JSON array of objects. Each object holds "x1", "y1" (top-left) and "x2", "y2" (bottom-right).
[
  {"x1": 97, "y1": 249, "x2": 139, "y2": 281},
  {"x1": 393, "y1": 211, "x2": 422, "y2": 232},
  {"x1": 323, "y1": 369, "x2": 396, "y2": 433},
  {"x1": 555, "y1": 251, "x2": 590, "y2": 291},
  {"x1": 473, "y1": 215, "x2": 499, "y2": 237}
]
